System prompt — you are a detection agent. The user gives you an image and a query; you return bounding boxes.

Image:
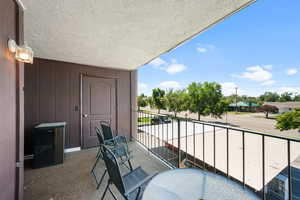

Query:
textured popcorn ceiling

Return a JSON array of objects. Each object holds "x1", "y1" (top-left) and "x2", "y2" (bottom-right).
[{"x1": 23, "y1": 0, "x2": 255, "y2": 70}]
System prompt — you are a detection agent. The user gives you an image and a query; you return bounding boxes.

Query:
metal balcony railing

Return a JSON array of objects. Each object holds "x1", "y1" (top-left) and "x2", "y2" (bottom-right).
[{"x1": 135, "y1": 110, "x2": 300, "y2": 200}]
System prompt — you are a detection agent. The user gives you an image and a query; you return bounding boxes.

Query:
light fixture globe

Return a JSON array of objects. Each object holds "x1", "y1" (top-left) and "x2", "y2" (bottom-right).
[
  {"x1": 15, "y1": 42, "x2": 34, "y2": 64},
  {"x1": 7, "y1": 39, "x2": 34, "y2": 64}
]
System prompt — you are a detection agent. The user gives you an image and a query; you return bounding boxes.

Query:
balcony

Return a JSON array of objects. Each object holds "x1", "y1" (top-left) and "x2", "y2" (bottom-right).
[
  {"x1": 2, "y1": 0, "x2": 298, "y2": 199},
  {"x1": 24, "y1": 142, "x2": 169, "y2": 200},
  {"x1": 22, "y1": 111, "x2": 300, "y2": 200},
  {"x1": 136, "y1": 111, "x2": 300, "y2": 200}
]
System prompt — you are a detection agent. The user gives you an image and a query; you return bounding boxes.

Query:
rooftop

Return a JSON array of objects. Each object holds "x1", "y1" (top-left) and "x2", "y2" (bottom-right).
[{"x1": 264, "y1": 101, "x2": 300, "y2": 108}]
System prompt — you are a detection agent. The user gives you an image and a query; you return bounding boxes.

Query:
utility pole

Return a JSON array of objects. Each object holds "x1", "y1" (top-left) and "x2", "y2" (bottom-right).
[{"x1": 235, "y1": 87, "x2": 238, "y2": 112}]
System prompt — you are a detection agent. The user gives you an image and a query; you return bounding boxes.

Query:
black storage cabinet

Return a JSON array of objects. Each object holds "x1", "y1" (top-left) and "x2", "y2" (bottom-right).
[{"x1": 32, "y1": 122, "x2": 66, "y2": 168}]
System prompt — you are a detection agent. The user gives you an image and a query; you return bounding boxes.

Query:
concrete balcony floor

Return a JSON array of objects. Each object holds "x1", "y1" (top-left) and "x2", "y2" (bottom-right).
[{"x1": 24, "y1": 142, "x2": 169, "y2": 200}]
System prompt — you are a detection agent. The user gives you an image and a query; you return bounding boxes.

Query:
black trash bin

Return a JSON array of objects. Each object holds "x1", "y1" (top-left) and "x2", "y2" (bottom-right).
[{"x1": 32, "y1": 122, "x2": 66, "y2": 168}]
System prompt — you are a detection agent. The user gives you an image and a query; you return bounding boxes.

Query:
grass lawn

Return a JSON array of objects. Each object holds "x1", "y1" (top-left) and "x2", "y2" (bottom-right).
[{"x1": 138, "y1": 117, "x2": 151, "y2": 123}]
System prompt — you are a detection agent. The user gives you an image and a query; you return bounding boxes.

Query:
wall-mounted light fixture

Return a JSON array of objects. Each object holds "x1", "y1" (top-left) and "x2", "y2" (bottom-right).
[{"x1": 8, "y1": 39, "x2": 34, "y2": 64}]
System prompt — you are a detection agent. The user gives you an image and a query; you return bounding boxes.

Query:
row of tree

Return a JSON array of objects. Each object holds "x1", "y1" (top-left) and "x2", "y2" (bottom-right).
[
  {"x1": 138, "y1": 83, "x2": 300, "y2": 132},
  {"x1": 258, "y1": 92, "x2": 300, "y2": 102},
  {"x1": 138, "y1": 82, "x2": 229, "y2": 120},
  {"x1": 225, "y1": 92, "x2": 300, "y2": 106}
]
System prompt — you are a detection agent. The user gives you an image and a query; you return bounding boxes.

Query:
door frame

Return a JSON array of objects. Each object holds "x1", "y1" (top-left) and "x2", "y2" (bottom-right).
[
  {"x1": 14, "y1": 1, "x2": 24, "y2": 199},
  {"x1": 80, "y1": 73, "x2": 118, "y2": 148}
]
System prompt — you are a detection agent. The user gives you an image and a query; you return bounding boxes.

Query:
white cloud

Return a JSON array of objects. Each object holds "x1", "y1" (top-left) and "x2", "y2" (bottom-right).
[
  {"x1": 261, "y1": 80, "x2": 275, "y2": 86},
  {"x1": 196, "y1": 44, "x2": 215, "y2": 53},
  {"x1": 196, "y1": 47, "x2": 207, "y2": 53},
  {"x1": 158, "y1": 81, "x2": 182, "y2": 89},
  {"x1": 150, "y1": 58, "x2": 187, "y2": 74},
  {"x1": 149, "y1": 57, "x2": 166, "y2": 67},
  {"x1": 286, "y1": 68, "x2": 298, "y2": 75},
  {"x1": 233, "y1": 65, "x2": 273, "y2": 82},
  {"x1": 263, "y1": 65, "x2": 273, "y2": 70},
  {"x1": 221, "y1": 82, "x2": 245, "y2": 96},
  {"x1": 138, "y1": 83, "x2": 148, "y2": 95},
  {"x1": 221, "y1": 82, "x2": 237, "y2": 96},
  {"x1": 165, "y1": 63, "x2": 187, "y2": 74},
  {"x1": 279, "y1": 87, "x2": 300, "y2": 94}
]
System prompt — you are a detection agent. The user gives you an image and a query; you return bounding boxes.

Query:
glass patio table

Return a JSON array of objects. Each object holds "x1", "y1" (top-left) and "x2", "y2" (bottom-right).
[{"x1": 142, "y1": 168, "x2": 260, "y2": 200}]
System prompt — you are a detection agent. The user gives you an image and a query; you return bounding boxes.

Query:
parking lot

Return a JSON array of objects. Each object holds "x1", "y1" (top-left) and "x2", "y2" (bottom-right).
[{"x1": 149, "y1": 109, "x2": 300, "y2": 139}]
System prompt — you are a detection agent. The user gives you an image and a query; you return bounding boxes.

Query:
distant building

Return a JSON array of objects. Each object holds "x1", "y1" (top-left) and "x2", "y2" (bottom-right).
[
  {"x1": 264, "y1": 102, "x2": 300, "y2": 114},
  {"x1": 228, "y1": 101, "x2": 260, "y2": 112}
]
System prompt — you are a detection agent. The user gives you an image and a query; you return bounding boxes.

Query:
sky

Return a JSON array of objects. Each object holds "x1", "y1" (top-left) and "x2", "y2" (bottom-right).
[{"x1": 138, "y1": 0, "x2": 300, "y2": 97}]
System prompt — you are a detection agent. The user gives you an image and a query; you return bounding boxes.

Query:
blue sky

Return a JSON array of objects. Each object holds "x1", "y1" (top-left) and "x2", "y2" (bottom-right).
[{"x1": 138, "y1": 0, "x2": 300, "y2": 97}]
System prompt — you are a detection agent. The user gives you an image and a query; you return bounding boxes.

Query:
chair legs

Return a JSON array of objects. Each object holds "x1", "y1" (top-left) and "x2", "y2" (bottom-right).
[
  {"x1": 91, "y1": 154, "x2": 107, "y2": 189},
  {"x1": 97, "y1": 169, "x2": 107, "y2": 189},
  {"x1": 108, "y1": 186, "x2": 118, "y2": 200},
  {"x1": 91, "y1": 151, "x2": 101, "y2": 172},
  {"x1": 134, "y1": 188, "x2": 141, "y2": 200},
  {"x1": 101, "y1": 181, "x2": 118, "y2": 200},
  {"x1": 101, "y1": 183, "x2": 109, "y2": 200}
]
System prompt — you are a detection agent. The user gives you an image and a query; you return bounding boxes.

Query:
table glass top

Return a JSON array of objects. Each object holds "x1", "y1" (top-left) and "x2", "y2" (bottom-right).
[{"x1": 142, "y1": 168, "x2": 260, "y2": 200}]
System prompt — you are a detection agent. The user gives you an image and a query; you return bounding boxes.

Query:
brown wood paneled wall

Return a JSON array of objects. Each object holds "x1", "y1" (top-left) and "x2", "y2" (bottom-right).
[{"x1": 24, "y1": 58, "x2": 136, "y2": 155}]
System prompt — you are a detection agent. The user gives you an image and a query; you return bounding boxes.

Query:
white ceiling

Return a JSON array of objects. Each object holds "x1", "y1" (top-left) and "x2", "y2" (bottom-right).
[{"x1": 23, "y1": 0, "x2": 255, "y2": 70}]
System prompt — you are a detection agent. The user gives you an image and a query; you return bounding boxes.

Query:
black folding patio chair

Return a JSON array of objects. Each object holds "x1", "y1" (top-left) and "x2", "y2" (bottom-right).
[
  {"x1": 95, "y1": 121, "x2": 129, "y2": 158},
  {"x1": 91, "y1": 124, "x2": 133, "y2": 189},
  {"x1": 101, "y1": 145, "x2": 157, "y2": 200}
]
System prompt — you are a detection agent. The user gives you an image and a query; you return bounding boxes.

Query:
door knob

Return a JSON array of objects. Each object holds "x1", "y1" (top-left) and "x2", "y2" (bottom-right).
[{"x1": 83, "y1": 114, "x2": 88, "y2": 118}]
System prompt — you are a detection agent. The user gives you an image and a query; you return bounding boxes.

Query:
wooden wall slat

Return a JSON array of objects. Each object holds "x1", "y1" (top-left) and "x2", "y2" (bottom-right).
[
  {"x1": 24, "y1": 58, "x2": 136, "y2": 155},
  {"x1": 38, "y1": 60, "x2": 55, "y2": 122},
  {"x1": 55, "y1": 64, "x2": 71, "y2": 147}
]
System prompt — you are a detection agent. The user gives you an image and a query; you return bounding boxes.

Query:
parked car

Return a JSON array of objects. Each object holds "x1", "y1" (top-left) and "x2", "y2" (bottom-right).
[{"x1": 151, "y1": 116, "x2": 171, "y2": 125}]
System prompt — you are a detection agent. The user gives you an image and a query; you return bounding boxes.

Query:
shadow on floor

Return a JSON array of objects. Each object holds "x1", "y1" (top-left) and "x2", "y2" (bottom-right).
[{"x1": 24, "y1": 142, "x2": 169, "y2": 200}]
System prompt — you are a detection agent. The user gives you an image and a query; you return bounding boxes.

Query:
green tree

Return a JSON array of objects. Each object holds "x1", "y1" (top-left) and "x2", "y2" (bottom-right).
[
  {"x1": 186, "y1": 82, "x2": 227, "y2": 120},
  {"x1": 294, "y1": 94, "x2": 300, "y2": 101},
  {"x1": 186, "y1": 82, "x2": 207, "y2": 120},
  {"x1": 202, "y1": 82, "x2": 226, "y2": 118},
  {"x1": 225, "y1": 95, "x2": 261, "y2": 105},
  {"x1": 225, "y1": 94, "x2": 242, "y2": 104},
  {"x1": 276, "y1": 108, "x2": 300, "y2": 132},
  {"x1": 211, "y1": 98, "x2": 230, "y2": 118},
  {"x1": 152, "y1": 88, "x2": 166, "y2": 113},
  {"x1": 259, "y1": 92, "x2": 280, "y2": 102},
  {"x1": 165, "y1": 89, "x2": 187, "y2": 117},
  {"x1": 147, "y1": 96, "x2": 154, "y2": 109},
  {"x1": 137, "y1": 93, "x2": 147, "y2": 111},
  {"x1": 279, "y1": 92, "x2": 293, "y2": 102}
]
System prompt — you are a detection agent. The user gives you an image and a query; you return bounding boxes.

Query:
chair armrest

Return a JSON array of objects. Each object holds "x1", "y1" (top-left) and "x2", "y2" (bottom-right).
[
  {"x1": 124, "y1": 171, "x2": 158, "y2": 196},
  {"x1": 104, "y1": 138, "x2": 115, "y2": 145},
  {"x1": 114, "y1": 135, "x2": 127, "y2": 143},
  {"x1": 104, "y1": 136, "x2": 126, "y2": 146}
]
